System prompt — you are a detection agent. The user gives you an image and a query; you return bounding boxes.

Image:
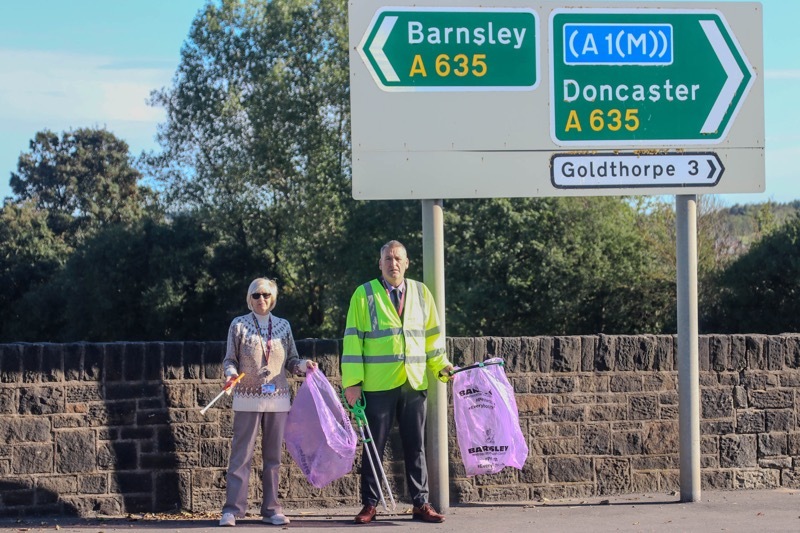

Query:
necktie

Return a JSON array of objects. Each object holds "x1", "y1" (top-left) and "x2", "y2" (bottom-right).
[{"x1": 390, "y1": 289, "x2": 400, "y2": 313}]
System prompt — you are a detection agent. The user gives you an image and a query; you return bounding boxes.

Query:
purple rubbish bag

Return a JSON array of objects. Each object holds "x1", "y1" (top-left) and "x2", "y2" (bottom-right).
[
  {"x1": 452, "y1": 358, "x2": 529, "y2": 476},
  {"x1": 285, "y1": 368, "x2": 357, "y2": 488}
]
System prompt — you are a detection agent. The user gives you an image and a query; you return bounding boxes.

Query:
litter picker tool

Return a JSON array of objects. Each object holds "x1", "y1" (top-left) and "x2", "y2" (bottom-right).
[
  {"x1": 448, "y1": 359, "x2": 505, "y2": 376},
  {"x1": 200, "y1": 373, "x2": 245, "y2": 415},
  {"x1": 342, "y1": 392, "x2": 396, "y2": 512}
]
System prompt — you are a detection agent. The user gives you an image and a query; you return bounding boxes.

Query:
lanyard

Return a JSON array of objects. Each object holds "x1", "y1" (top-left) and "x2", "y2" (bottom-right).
[{"x1": 251, "y1": 312, "x2": 272, "y2": 365}]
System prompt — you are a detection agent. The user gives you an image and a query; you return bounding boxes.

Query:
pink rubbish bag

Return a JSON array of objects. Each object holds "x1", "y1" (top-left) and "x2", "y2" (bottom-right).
[
  {"x1": 285, "y1": 368, "x2": 357, "y2": 488},
  {"x1": 452, "y1": 358, "x2": 528, "y2": 476}
]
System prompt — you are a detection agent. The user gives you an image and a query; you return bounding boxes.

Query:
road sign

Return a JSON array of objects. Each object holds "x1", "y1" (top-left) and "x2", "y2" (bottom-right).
[
  {"x1": 349, "y1": 1, "x2": 764, "y2": 199},
  {"x1": 551, "y1": 153, "x2": 724, "y2": 189},
  {"x1": 550, "y1": 9, "x2": 755, "y2": 145},
  {"x1": 357, "y1": 7, "x2": 539, "y2": 91}
]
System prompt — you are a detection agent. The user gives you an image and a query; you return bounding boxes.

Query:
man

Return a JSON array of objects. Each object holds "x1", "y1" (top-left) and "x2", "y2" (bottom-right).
[{"x1": 342, "y1": 240, "x2": 453, "y2": 524}]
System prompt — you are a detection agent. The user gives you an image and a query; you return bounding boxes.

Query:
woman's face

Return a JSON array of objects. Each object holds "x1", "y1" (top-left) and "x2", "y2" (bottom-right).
[{"x1": 250, "y1": 286, "x2": 274, "y2": 316}]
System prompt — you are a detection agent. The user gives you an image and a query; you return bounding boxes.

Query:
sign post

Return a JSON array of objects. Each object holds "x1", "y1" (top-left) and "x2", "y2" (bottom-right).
[{"x1": 677, "y1": 194, "x2": 701, "y2": 502}]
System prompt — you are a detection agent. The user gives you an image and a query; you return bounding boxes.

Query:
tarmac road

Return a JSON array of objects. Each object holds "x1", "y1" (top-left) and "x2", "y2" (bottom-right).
[{"x1": 1, "y1": 489, "x2": 798, "y2": 533}]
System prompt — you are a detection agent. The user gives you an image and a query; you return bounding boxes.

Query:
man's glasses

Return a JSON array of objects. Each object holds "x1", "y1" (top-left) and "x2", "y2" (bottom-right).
[{"x1": 251, "y1": 293, "x2": 272, "y2": 300}]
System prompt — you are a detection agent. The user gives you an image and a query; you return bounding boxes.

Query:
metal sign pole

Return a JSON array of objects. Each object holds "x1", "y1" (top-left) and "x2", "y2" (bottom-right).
[
  {"x1": 676, "y1": 194, "x2": 701, "y2": 502},
  {"x1": 422, "y1": 199, "x2": 449, "y2": 512}
]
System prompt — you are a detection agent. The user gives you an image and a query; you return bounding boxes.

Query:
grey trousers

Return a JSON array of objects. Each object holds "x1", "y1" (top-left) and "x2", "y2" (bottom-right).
[{"x1": 222, "y1": 410, "x2": 287, "y2": 518}]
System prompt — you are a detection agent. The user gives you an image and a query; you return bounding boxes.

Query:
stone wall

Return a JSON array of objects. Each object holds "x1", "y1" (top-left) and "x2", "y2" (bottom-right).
[{"x1": 1, "y1": 335, "x2": 799, "y2": 517}]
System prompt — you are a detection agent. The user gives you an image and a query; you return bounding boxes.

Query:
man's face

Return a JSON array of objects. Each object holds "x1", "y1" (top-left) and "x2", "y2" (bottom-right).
[{"x1": 379, "y1": 246, "x2": 409, "y2": 287}]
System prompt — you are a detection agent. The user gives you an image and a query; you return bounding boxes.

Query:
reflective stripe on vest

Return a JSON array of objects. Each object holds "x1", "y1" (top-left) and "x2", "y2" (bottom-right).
[{"x1": 342, "y1": 354, "x2": 427, "y2": 364}]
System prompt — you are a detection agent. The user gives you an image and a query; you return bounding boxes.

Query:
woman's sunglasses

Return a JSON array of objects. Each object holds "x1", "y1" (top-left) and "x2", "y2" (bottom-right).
[{"x1": 251, "y1": 293, "x2": 272, "y2": 300}]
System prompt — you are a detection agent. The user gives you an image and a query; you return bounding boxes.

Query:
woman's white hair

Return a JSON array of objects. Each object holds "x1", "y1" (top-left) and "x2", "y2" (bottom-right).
[{"x1": 246, "y1": 278, "x2": 278, "y2": 312}]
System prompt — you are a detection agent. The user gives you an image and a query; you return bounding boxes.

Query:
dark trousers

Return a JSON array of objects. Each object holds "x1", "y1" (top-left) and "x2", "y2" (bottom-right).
[{"x1": 361, "y1": 381, "x2": 428, "y2": 507}]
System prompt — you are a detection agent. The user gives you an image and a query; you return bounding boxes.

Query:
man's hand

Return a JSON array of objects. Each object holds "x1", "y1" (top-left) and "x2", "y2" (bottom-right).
[
  {"x1": 439, "y1": 365, "x2": 454, "y2": 377},
  {"x1": 344, "y1": 385, "x2": 362, "y2": 406}
]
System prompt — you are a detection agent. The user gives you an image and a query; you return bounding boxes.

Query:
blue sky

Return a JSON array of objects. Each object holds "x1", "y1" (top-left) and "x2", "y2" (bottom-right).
[{"x1": 1, "y1": 0, "x2": 797, "y2": 206}]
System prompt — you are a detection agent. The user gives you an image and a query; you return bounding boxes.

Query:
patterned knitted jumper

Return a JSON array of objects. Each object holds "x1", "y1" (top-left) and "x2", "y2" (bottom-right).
[{"x1": 222, "y1": 312, "x2": 304, "y2": 412}]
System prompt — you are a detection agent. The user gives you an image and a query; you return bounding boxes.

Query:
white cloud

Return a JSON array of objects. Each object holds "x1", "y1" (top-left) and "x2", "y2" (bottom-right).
[
  {"x1": 0, "y1": 48, "x2": 178, "y2": 200},
  {"x1": 765, "y1": 69, "x2": 800, "y2": 80},
  {"x1": 0, "y1": 48, "x2": 174, "y2": 124}
]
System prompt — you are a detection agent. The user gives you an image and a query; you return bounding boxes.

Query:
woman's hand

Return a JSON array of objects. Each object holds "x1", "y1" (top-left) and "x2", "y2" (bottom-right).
[
  {"x1": 296, "y1": 360, "x2": 317, "y2": 375},
  {"x1": 223, "y1": 374, "x2": 240, "y2": 394}
]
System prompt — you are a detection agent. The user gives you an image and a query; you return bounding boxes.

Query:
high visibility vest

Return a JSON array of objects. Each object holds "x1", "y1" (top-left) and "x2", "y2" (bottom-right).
[{"x1": 341, "y1": 278, "x2": 450, "y2": 392}]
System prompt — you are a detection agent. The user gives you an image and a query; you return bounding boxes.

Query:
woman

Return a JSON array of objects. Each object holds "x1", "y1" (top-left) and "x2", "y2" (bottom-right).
[{"x1": 219, "y1": 278, "x2": 317, "y2": 527}]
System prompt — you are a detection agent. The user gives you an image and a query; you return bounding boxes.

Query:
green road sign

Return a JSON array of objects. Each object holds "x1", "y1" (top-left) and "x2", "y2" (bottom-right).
[
  {"x1": 550, "y1": 9, "x2": 755, "y2": 145},
  {"x1": 357, "y1": 7, "x2": 539, "y2": 91}
]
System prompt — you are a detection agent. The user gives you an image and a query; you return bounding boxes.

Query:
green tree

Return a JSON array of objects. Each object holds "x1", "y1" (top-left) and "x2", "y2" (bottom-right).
[
  {"x1": 706, "y1": 213, "x2": 800, "y2": 333},
  {"x1": 754, "y1": 201, "x2": 777, "y2": 235},
  {"x1": 145, "y1": 0, "x2": 352, "y2": 337},
  {"x1": 10, "y1": 128, "x2": 150, "y2": 246},
  {"x1": 0, "y1": 200, "x2": 71, "y2": 341},
  {"x1": 2, "y1": 127, "x2": 155, "y2": 341},
  {"x1": 633, "y1": 195, "x2": 736, "y2": 333},
  {"x1": 53, "y1": 214, "x2": 230, "y2": 341},
  {"x1": 443, "y1": 197, "x2": 676, "y2": 336}
]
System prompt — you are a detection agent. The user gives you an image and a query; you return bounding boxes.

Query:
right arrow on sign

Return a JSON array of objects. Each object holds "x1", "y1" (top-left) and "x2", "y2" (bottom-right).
[
  {"x1": 700, "y1": 20, "x2": 745, "y2": 134},
  {"x1": 704, "y1": 156, "x2": 719, "y2": 181}
]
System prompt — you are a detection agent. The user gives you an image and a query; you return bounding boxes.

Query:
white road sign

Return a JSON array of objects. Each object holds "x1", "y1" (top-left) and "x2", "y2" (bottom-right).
[
  {"x1": 551, "y1": 153, "x2": 724, "y2": 189},
  {"x1": 349, "y1": 1, "x2": 764, "y2": 199}
]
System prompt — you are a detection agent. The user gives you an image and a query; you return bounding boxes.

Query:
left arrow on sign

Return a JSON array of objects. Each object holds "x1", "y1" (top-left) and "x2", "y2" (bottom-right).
[{"x1": 367, "y1": 16, "x2": 399, "y2": 82}]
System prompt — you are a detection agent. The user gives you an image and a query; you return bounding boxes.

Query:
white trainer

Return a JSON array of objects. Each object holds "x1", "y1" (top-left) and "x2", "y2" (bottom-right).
[
  {"x1": 263, "y1": 513, "x2": 290, "y2": 525},
  {"x1": 219, "y1": 513, "x2": 236, "y2": 527}
]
